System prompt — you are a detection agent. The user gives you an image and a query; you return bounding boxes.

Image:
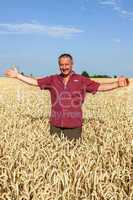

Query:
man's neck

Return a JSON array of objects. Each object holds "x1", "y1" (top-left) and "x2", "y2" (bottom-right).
[
  {"x1": 62, "y1": 71, "x2": 73, "y2": 78},
  {"x1": 63, "y1": 74, "x2": 70, "y2": 79},
  {"x1": 62, "y1": 73, "x2": 72, "y2": 86}
]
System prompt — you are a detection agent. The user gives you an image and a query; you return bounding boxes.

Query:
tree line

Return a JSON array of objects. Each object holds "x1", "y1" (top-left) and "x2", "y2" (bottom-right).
[{"x1": 81, "y1": 71, "x2": 117, "y2": 78}]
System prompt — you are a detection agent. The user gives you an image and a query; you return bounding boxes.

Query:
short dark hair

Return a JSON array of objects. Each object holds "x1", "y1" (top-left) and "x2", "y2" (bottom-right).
[{"x1": 58, "y1": 53, "x2": 73, "y2": 64}]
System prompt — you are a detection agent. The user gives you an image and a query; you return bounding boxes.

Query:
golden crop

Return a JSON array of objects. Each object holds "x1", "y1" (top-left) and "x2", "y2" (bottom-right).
[{"x1": 0, "y1": 77, "x2": 133, "y2": 200}]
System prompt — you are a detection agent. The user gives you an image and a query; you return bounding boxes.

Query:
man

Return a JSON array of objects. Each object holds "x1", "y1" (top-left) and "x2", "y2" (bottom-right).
[{"x1": 5, "y1": 54, "x2": 129, "y2": 140}]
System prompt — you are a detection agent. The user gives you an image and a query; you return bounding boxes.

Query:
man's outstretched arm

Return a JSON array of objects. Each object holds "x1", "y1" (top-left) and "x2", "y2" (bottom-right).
[
  {"x1": 97, "y1": 77, "x2": 129, "y2": 92},
  {"x1": 4, "y1": 68, "x2": 38, "y2": 86}
]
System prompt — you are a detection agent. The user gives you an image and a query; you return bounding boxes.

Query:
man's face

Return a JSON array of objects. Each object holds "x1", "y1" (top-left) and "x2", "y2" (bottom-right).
[{"x1": 59, "y1": 57, "x2": 73, "y2": 76}]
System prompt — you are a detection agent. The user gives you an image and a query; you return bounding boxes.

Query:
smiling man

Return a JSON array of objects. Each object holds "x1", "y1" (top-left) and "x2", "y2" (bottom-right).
[{"x1": 5, "y1": 53, "x2": 129, "y2": 140}]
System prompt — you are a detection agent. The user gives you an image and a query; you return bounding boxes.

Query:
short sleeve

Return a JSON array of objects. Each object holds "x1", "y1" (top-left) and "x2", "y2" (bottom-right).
[
  {"x1": 37, "y1": 76, "x2": 52, "y2": 90},
  {"x1": 83, "y1": 77, "x2": 100, "y2": 95}
]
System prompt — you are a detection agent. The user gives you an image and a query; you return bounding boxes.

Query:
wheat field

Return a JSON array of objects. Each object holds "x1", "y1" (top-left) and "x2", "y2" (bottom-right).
[{"x1": 0, "y1": 77, "x2": 133, "y2": 200}]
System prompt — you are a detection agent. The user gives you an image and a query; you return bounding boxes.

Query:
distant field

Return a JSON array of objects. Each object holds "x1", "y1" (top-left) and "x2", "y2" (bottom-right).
[{"x1": 0, "y1": 77, "x2": 133, "y2": 200}]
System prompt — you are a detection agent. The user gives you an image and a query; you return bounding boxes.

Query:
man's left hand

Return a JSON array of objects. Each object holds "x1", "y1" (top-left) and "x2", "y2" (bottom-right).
[{"x1": 118, "y1": 76, "x2": 129, "y2": 87}]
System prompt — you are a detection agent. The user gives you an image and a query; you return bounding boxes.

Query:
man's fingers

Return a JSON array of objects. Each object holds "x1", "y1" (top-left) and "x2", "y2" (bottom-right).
[
  {"x1": 4, "y1": 68, "x2": 18, "y2": 78},
  {"x1": 5, "y1": 69, "x2": 11, "y2": 76},
  {"x1": 126, "y1": 78, "x2": 129, "y2": 86},
  {"x1": 118, "y1": 77, "x2": 129, "y2": 87},
  {"x1": 5, "y1": 70, "x2": 9, "y2": 76},
  {"x1": 123, "y1": 78, "x2": 129, "y2": 86}
]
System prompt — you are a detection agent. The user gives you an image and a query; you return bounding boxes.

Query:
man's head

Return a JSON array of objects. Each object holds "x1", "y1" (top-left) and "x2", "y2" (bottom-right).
[{"x1": 58, "y1": 53, "x2": 73, "y2": 76}]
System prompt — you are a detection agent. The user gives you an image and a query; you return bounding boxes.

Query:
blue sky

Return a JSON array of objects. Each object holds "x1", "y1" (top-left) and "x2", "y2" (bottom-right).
[{"x1": 0, "y1": 0, "x2": 133, "y2": 77}]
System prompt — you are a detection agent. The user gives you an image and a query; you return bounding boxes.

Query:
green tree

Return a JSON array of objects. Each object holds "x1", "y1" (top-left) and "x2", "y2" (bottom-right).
[
  {"x1": 81, "y1": 71, "x2": 90, "y2": 77},
  {"x1": 21, "y1": 72, "x2": 24, "y2": 75}
]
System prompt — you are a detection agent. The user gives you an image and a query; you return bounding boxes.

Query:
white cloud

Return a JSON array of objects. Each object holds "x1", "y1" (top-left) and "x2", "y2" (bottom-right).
[
  {"x1": 80, "y1": 0, "x2": 90, "y2": 11},
  {"x1": 99, "y1": 0, "x2": 116, "y2": 6},
  {"x1": 0, "y1": 22, "x2": 83, "y2": 38},
  {"x1": 98, "y1": 0, "x2": 133, "y2": 20},
  {"x1": 113, "y1": 38, "x2": 121, "y2": 43}
]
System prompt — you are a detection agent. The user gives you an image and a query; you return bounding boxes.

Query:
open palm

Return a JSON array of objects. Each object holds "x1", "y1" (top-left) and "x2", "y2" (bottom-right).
[
  {"x1": 5, "y1": 68, "x2": 18, "y2": 78},
  {"x1": 118, "y1": 76, "x2": 129, "y2": 87}
]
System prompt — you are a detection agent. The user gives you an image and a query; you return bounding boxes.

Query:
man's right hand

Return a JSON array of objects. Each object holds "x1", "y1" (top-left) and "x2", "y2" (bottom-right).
[{"x1": 4, "y1": 68, "x2": 18, "y2": 78}]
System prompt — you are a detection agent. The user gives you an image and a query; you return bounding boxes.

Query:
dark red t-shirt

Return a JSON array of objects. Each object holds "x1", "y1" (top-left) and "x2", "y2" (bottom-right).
[{"x1": 37, "y1": 71, "x2": 100, "y2": 128}]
